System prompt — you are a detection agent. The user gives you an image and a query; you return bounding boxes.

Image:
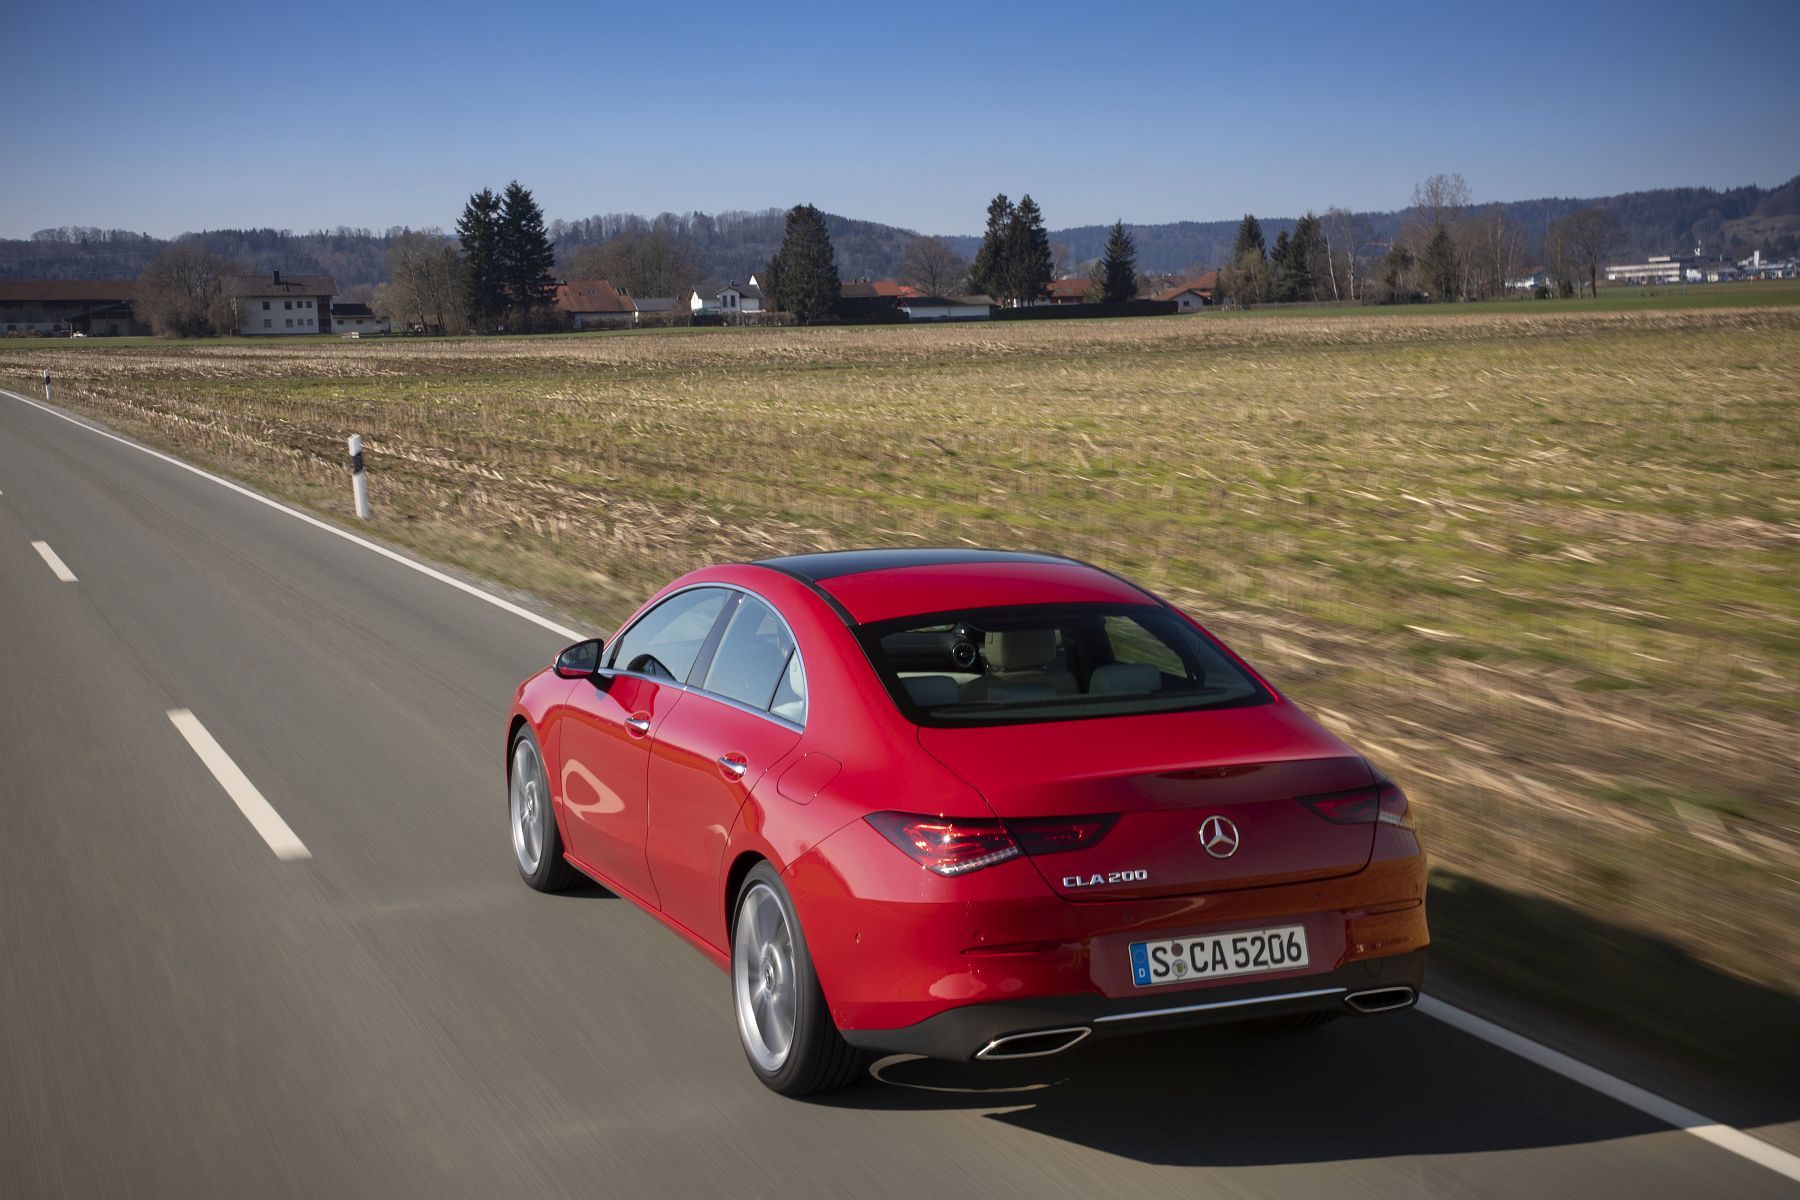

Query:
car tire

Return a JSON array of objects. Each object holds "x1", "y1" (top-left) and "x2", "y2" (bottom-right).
[
  {"x1": 731, "y1": 863, "x2": 862, "y2": 1096},
  {"x1": 509, "y1": 725, "x2": 580, "y2": 892}
]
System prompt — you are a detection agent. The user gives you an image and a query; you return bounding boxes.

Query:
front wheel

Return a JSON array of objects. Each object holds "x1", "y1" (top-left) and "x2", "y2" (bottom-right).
[
  {"x1": 509, "y1": 726, "x2": 579, "y2": 892},
  {"x1": 731, "y1": 863, "x2": 862, "y2": 1096}
]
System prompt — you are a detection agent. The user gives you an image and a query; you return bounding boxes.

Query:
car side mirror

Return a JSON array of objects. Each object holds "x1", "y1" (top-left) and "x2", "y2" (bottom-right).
[{"x1": 553, "y1": 639, "x2": 605, "y2": 680}]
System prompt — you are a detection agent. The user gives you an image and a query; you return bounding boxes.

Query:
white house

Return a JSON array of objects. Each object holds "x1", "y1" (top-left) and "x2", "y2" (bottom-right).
[
  {"x1": 899, "y1": 295, "x2": 992, "y2": 322},
  {"x1": 225, "y1": 271, "x2": 335, "y2": 335},
  {"x1": 329, "y1": 301, "x2": 389, "y2": 336},
  {"x1": 691, "y1": 275, "x2": 762, "y2": 313},
  {"x1": 1506, "y1": 268, "x2": 1555, "y2": 291}
]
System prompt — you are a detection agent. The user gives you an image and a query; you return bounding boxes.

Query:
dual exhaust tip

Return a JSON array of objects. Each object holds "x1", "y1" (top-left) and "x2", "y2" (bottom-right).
[
  {"x1": 1343, "y1": 985, "x2": 1417, "y2": 1014},
  {"x1": 974, "y1": 986, "x2": 1419, "y2": 1059}
]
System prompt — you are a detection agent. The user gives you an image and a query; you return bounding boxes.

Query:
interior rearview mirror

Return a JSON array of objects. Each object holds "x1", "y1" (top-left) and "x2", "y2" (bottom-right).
[{"x1": 553, "y1": 639, "x2": 604, "y2": 680}]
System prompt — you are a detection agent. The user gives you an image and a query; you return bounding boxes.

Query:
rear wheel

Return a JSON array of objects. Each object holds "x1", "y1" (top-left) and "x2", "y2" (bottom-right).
[
  {"x1": 510, "y1": 727, "x2": 579, "y2": 892},
  {"x1": 731, "y1": 863, "x2": 862, "y2": 1096}
]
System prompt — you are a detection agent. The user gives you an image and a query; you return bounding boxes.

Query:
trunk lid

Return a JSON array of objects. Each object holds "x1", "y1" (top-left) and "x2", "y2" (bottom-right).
[{"x1": 917, "y1": 703, "x2": 1377, "y2": 901}]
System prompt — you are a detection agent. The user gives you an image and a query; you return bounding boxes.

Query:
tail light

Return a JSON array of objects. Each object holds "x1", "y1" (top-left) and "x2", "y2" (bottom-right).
[
  {"x1": 867, "y1": 813, "x2": 1020, "y2": 876},
  {"x1": 1300, "y1": 781, "x2": 1413, "y2": 830},
  {"x1": 866, "y1": 812, "x2": 1117, "y2": 876},
  {"x1": 1375, "y1": 782, "x2": 1413, "y2": 829}
]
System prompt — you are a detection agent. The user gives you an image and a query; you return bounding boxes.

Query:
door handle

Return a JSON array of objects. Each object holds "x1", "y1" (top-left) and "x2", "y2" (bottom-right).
[
  {"x1": 717, "y1": 754, "x2": 749, "y2": 780},
  {"x1": 624, "y1": 715, "x2": 651, "y2": 736}
]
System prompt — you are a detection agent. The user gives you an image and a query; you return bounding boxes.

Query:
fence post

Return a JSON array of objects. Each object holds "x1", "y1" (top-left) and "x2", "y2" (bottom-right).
[
  {"x1": 348, "y1": 434, "x2": 370, "y2": 519},
  {"x1": 42, "y1": 367, "x2": 51, "y2": 402}
]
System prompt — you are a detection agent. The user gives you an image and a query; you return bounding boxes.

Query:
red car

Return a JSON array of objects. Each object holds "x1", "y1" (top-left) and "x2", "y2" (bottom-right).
[{"x1": 506, "y1": 549, "x2": 1428, "y2": 1095}]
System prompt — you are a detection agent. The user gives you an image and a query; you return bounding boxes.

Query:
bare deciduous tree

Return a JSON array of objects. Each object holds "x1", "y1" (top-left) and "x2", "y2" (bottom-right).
[
  {"x1": 565, "y1": 229, "x2": 702, "y2": 301},
  {"x1": 383, "y1": 231, "x2": 466, "y2": 334},
  {"x1": 1552, "y1": 207, "x2": 1621, "y2": 298},
  {"x1": 1320, "y1": 207, "x2": 1372, "y2": 302},
  {"x1": 136, "y1": 245, "x2": 231, "y2": 337},
  {"x1": 897, "y1": 236, "x2": 970, "y2": 297}
]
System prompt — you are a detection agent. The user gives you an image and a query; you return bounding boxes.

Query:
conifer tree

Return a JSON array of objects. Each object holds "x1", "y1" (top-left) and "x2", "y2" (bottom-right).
[
  {"x1": 1423, "y1": 225, "x2": 1459, "y2": 301},
  {"x1": 1284, "y1": 213, "x2": 1323, "y2": 303},
  {"x1": 968, "y1": 194, "x2": 1013, "y2": 300},
  {"x1": 1232, "y1": 214, "x2": 1267, "y2": 263},
  {"x1": 498, "y1": 180, "x2": 556, "y2": 322},
  {"x1": 1271, "y1": 230, "x2": 1296, "y2": 301},
  {"x1": 769, "y1": 203, "x2": 841, "y2": 323},
  {"x1": 456, "y1": 188, "x2": 505, "y2": 331},
  {"x1": 1001, "y1": 194, "x2": 1053, "y2": 306},
  {"x1": 1097, "y1": 220, "x2": 1139, "y2": 303}
]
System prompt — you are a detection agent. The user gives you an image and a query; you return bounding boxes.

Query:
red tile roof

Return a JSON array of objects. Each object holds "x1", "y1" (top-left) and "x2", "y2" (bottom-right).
[
  {"x1": 1044, "y1": 278, "x2": 1093, "y2": 300},
  {"x1": 1152, "y1": 272, "x2": 1218, "y2": 302},
  {"x1": 555, "y1": 280, "x2": 634, "y2": 314}
]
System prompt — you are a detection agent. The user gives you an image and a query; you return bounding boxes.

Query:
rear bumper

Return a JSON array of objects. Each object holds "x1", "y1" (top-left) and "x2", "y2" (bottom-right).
[{"x1": 841, "y1": 948, "x2": 1426, "y2": 1061}]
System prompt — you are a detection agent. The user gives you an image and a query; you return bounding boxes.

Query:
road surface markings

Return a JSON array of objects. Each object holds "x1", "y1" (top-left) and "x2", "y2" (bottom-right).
[
  {"x1": 1419, "y1": 997, "x2": 1800, "y2": 1182},
  {"x1": 31, "y1": 540, "x2": 77, "y2": 582},
  {"x1": 0, "y1": 388, "x2": 582, "y2": 641},
  {"x1": 8, "y1": 384, "x2": 1798, "y2": 1182},
  {"x1": 166, "y1": 709, "x2": 311, "y2": 861}
]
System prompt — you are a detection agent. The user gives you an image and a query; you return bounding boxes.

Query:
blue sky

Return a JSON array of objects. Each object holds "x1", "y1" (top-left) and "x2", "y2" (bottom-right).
[{"x1": 5, "y1": 0, "x2": 1797, "y2": 239}]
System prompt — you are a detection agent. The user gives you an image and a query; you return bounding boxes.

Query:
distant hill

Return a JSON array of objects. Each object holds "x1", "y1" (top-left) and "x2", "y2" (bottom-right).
[{"x1": 5, "y1": 175, "x2": 1794, "y2": 286}]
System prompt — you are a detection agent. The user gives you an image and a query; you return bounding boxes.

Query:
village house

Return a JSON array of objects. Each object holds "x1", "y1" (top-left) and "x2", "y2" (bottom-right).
[
  {"x1": 1037, "y1": 278, "x2": 1093, "y2": 305},
  {"x1": 225, "y1": 271, "x2": 335, "y2": 335},
  {"x1": 1152, "y1": 272, "x2": 1216, "y2": 311},
  {"x1": 690, "y1": 277, "x2": 762, "y2": 314},
  {"x1": 554, "y1": 280, "x2": 636, "y2": 329}
]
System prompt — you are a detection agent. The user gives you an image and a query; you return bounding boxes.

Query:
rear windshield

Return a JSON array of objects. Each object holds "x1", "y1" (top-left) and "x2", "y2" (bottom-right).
[{"x1": 857, "y1": 603, "x2": 1273, "y2": 727}]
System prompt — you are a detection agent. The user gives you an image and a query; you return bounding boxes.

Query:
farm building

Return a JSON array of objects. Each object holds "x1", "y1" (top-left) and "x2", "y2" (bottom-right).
[
  {"x1": 0, "y1": 280, "x2": 146, "y2": 335},
  {"x1": 555, "y1": 280, "x2": 636, "y2": 328},
  {"x1": 1038, "y1": 278, "x2": 1092, "y2": 305},
  {"x1": 329, "y1": 301, "x2": 389, "y2": 335},
  {"x1": 225, "y1": 271, "x2": 335, "y2": 335},
  {"x1": 899, "y1": 295, "x2": 993, "y2": 321}
]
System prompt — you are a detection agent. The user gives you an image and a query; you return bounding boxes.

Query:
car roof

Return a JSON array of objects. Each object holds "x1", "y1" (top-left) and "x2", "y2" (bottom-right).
[{"x1": 748, "y1": 548, "x2": 1157, "y2": 625}]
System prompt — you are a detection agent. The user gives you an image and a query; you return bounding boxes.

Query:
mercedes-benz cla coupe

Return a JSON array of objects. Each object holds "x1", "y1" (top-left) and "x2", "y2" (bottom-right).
[{"x1": 507, "y1": 549, "x2": 1428, "y2": 1095}]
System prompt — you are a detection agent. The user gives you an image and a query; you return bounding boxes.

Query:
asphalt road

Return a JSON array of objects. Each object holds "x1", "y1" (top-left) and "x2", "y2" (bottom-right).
[{"x1": 2, "y1": 389, "x2": 1795, "y2": 1199}]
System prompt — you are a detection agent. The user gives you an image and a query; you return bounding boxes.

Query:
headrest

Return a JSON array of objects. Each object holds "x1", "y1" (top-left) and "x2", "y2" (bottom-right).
[
  {"x1": 1088, "y1": 662, "x2": 1162, "y2": 694},
  {"x1": 902, "y1": 675, "x2": 961, "y2": 707},
  {"x1": 984, "y1": 629, "x2": 1058, "y2": 672}
]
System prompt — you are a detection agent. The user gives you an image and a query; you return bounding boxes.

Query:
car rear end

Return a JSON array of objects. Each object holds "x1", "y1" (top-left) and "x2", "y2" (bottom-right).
[{"x1": 789, "y1": 594, "x2": 1428, "y2": 1061}]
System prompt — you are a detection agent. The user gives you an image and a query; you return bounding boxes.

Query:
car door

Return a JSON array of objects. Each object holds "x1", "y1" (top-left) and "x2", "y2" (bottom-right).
[
  {"x1": 647, "y1": 593, "x2": 806, "y2": 949},
  {"x1": 558, "y1": 587, "x2": 731, "y2": 906}
]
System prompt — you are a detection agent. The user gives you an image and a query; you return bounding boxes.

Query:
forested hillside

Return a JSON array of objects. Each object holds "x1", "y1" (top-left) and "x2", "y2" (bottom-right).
[{"x1": 5, "y1": 175, "x2": 1794, "y2": 286}]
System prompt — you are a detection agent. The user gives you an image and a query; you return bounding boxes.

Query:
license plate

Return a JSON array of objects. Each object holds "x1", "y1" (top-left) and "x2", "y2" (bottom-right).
[{"x1": 1129, "y1": 924, "x2": 1309, "y2": 987}]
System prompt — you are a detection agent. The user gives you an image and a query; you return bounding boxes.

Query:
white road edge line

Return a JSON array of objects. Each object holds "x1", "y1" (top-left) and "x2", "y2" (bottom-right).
[
  {"x1": 0, "y1": 388, "x2": 582, "y2": 642},
  {"x1": 167, "y1": 709, "x2": 310, "y2": 861},
  {"x1": 1418, "y1": 997, "x2": 1800, "y2": 1182},
  {"x1": 5, "y1": 388, "x2": 1795, "y2": 1183},
  {"x1": 31, "y1": 540, "x2": 77, "y2": 582}
]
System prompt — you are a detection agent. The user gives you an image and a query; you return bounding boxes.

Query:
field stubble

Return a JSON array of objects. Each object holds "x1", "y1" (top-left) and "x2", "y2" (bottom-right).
[{"x1": 6, "y1": 307, "x2": 1796, "y2": 1028}]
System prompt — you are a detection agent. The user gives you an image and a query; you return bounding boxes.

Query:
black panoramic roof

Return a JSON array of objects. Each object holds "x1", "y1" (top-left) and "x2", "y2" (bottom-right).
[{"x1": 752, "y1": 547, "x2": 1074, "y2": 583}]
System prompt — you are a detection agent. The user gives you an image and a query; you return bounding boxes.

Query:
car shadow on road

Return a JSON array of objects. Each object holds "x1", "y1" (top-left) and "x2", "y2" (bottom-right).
[{"x1": 825, "y1": 1014, "x2": 1676, "y2": 1167}]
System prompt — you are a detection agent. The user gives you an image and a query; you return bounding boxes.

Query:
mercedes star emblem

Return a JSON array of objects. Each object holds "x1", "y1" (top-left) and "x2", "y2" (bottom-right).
[{"x1": 1198, "y1": 814, "x2": 1241, "y2": 859}]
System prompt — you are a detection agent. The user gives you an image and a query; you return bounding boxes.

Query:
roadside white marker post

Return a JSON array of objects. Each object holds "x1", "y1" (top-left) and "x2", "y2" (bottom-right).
[
  {"x1": 42, "y1": 367, "x2": 50, "y2": 402},
  {"x1": 348, "y1": 434, "x2": 370, "y2": 519}
]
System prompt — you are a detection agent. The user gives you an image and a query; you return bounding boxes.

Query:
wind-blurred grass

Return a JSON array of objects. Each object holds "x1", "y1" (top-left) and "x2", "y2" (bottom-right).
[{"x1": 5, "y1": 303, "x2": 1796, "y2": 1020}]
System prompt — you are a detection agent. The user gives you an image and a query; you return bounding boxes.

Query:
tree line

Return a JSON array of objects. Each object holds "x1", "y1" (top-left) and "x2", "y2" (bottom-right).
[{"x1": 1216, "y1": 173, "x2": 1629, "y2": 306}]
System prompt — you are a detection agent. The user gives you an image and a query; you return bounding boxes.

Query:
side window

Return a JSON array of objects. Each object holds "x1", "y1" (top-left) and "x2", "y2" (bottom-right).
[
  {"x1": 607, "y1": 588, "x2": 729, "y2": 682},
  {"x1": 702, "y1": 595, "x2": 802, "y2": 720},
  {"x1": 1102, "y1": 615, "x2": 1187, "y2": 678}
]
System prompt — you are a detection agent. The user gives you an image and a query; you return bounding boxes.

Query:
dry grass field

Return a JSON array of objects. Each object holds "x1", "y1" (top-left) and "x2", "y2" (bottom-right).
[{"x1": 5, "y1": 305, "x2": 1797, "y2": 1063}]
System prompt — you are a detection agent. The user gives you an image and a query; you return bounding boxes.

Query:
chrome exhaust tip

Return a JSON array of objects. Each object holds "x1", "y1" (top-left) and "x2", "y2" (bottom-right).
[
  {"x1": 1344, "y1": 986, "x2": 1417, "y2": 1014},
  {"x1": 975, "y1": 1026, "x2": 1092, "y2": 1060}
]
